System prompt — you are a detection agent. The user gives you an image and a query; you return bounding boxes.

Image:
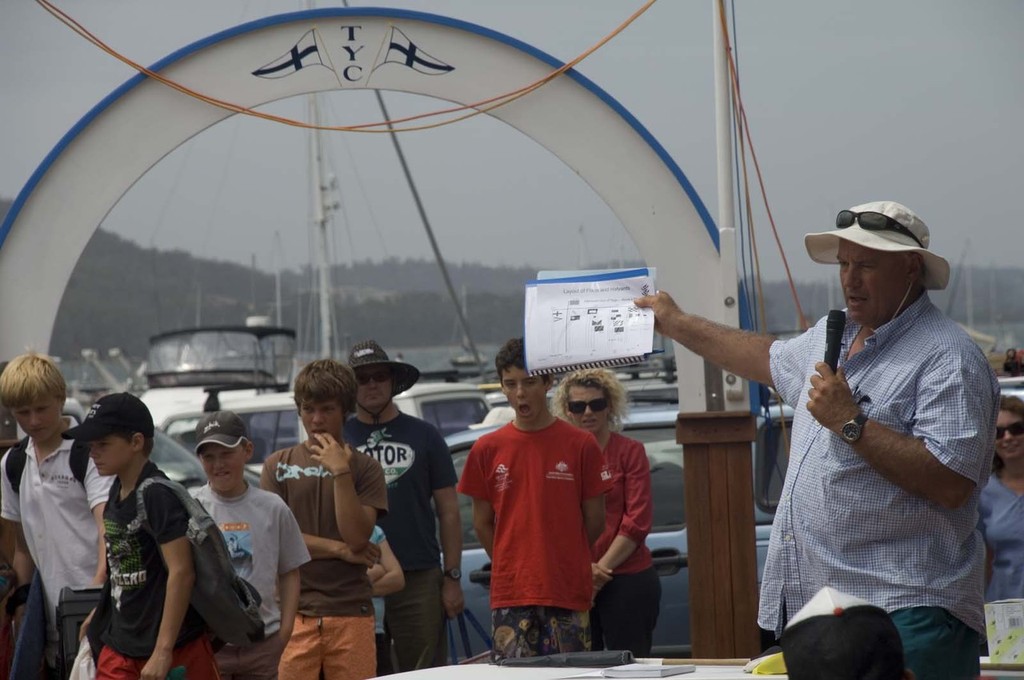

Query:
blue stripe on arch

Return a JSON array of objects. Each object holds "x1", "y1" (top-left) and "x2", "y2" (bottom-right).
[{"x1": 0, "y1": 7, "x2": 719, "y2": 253}]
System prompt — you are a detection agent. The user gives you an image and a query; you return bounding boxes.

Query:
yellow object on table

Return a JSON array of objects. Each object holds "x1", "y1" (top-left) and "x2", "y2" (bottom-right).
[{"x1": 743, "y1": 651, "x2": 787, "y2": 675}]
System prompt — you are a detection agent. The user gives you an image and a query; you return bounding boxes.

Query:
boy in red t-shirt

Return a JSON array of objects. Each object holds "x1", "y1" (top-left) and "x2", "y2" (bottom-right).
[{"x1": 458, "y1": 338, "x2": 610, "y2": 660}]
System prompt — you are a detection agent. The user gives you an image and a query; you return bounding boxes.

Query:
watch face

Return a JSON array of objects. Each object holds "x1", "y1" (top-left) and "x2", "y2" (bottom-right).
[
  {"x1": 446, "y1": 568, "x2": 462, "y2": 580},
  {"x1": 842, "y1": 422, "x2": 861, "y2": 442}
]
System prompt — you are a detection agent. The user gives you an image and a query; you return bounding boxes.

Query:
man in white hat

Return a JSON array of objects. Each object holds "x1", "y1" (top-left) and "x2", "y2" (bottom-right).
[{"x1": 636, "y1": 201, "x2": 998, "y2": 679}]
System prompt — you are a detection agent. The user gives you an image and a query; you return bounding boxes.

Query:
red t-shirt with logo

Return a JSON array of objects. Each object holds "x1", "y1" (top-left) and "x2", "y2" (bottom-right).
[{"x1": 458, "y1": 419, "x2": 610, "y2": 611}]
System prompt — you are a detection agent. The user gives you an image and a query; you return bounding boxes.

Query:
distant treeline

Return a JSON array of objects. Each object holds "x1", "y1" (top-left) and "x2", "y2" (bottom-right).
[
  {"x1": 2, "y1": 197, "x2": 1019, "y2": 360},
  {"x1": 53, "y1": 228, "x2": 536, "y2": 358}
]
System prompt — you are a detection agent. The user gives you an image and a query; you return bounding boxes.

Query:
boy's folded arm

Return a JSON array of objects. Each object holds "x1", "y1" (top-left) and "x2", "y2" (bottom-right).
[
  {"x1": 370, "y1": 538, "x2": 405, "y2": 597},
  {"x1": 301, "y1": 534, "x2": 380, "y2": 564},
  {"x1": 330, "y1": 479, "x2": 377, "y2": 553}
]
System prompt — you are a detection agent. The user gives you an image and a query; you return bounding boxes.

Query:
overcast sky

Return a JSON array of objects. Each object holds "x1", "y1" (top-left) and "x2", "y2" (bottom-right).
[{"x1": 1, "y1": 0, "x2": 1021, "y2": 285}]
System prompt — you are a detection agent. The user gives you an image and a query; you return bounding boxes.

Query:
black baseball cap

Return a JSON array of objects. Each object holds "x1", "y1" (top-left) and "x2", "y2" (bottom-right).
[
  {"x1": 780, "y1": 587, "x2": 905, "y2": 680},
  {"x1": 64, "y1": 392, "x2": 155, "y2": 442},
  {"x1": 194, "y1": 411, "x2": 249, "y2": 454}
]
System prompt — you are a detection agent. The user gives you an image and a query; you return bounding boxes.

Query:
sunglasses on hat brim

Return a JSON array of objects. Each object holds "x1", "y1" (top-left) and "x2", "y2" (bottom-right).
[{"x1": 836, "y1": 210, "x2": 924, "y2": 249}]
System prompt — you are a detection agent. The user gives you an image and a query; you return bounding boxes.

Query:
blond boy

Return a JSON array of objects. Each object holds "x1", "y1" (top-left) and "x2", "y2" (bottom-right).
[{"x1": 0, "y1": 353, "x2": 112, "y2": 674}]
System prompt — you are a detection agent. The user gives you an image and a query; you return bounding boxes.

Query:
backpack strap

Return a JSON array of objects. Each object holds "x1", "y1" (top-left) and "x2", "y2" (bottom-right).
[
  {"x1": 3, "y1": 437, "x2": 29, "y2": 495},
  {"x1": 68, "y1": 440, "x2": 91, "y2": 487},
  {"x1": 129, "y1": 477, "x2": 205, "y2": 539},
  {"x1": 129, "y1": 477, "x2": 162, "y2": 535},
  {"x1": 4, "y1": 437, "x2": 90, "y2": 494}
]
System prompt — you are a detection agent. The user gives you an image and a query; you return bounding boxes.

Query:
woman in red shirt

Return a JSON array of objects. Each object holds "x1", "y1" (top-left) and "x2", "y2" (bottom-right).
[{"x1": 554, "y1": 369, "x2": 661, "y2": 657}]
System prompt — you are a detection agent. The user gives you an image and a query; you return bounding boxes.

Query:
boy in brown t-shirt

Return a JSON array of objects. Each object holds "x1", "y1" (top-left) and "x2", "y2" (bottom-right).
[{"x1": 261, "y1": 359, "x2": 388, "y2": 680}]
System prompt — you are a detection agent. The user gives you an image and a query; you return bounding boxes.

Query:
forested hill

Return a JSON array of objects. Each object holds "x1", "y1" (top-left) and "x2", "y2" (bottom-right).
[
  {"x1": 52, "y1": 228, "x2": 539, "y2": 358},
  {"x1": 1, "y1": 198, "x2": 1010, "y2": 359},
  {"x1": 2, "y1": 197, "x2": 539, "y2": 357}
]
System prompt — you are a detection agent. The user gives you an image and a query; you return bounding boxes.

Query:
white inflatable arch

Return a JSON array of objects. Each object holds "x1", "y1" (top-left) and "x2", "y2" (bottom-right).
[{"x1": 0, "y1": 8, "x2": 729, "y2": 412}]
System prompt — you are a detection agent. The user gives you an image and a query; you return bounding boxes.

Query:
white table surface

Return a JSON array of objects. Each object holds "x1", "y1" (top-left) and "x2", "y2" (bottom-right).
[
  {"x1": 383, "y1": 658, "x2": 1024, "y2": 679},
  {"x1": 385, "y1": 663, "x2": 766, "y2": 680}
]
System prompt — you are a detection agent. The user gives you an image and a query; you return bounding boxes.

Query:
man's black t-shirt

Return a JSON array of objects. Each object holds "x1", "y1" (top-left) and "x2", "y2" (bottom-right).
[
  {"x1": 101, "y1": 461, "x2": 206, "y2": 658},
  {"x1": 345, "y1": 413, "x2": 457, "y2": 571}
]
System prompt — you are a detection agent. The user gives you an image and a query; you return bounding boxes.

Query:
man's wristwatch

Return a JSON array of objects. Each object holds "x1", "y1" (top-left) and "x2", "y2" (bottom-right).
[
  {"x1": 444, "y1": 567, "x2": 462, "y2": 580},
  {"x1": 841, "y1": 412, "x2": 869, "y2": 443}
]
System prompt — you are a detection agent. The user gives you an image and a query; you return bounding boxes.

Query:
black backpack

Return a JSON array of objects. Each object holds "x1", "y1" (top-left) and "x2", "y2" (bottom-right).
[
  {"x1": 130, "y1": 477, "x2": 265, "y2": 647},
  {"x1": 4, "y1": 437, "x2": 90, "y2": 494}
]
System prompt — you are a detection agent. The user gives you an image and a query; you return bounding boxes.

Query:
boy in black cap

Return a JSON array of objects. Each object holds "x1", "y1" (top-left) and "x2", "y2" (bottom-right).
[
  {"x1": 343, "y1": 340, "x2": 463, "y2": 671},
  {"x1": 67, "y1": 392, "x2": 219, "y2": 680},
  {"x1": 780, "y1": 586, "x2": 914, "y2": 680},
  {"x1": 193, "y1": 410, "x2": 309, "y2": 680}
]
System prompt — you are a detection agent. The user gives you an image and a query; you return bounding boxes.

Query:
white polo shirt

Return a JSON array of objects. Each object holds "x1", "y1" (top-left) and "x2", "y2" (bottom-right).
[{"x1": 0, "y1": 437, "x2": 113, "y2": 660}]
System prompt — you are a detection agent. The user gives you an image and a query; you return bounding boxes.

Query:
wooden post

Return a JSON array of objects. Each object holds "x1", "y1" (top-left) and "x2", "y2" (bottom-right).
[{"x1": 677, "y1": 410, "x2": 760, "y2": 658}]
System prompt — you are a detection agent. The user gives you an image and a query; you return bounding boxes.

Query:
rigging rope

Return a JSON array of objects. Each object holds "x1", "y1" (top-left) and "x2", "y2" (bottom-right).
[
  {"x1": 715, "y1": 0, "x2": 808, "y2": 331},
  {"x1": 36, "y1": 0, "x2": 811, "y2": 340},
  {"x1": 35, "y1": 0, "x2": 657, "y2": 135},
  {"x1": 717, "y1": 0, "x2": 794, "y2": 457}
]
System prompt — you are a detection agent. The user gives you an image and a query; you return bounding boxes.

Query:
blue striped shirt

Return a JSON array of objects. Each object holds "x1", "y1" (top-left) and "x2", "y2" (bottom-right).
[{"x1": 760, "y1": 293, "x2": 998, "y2": 635}]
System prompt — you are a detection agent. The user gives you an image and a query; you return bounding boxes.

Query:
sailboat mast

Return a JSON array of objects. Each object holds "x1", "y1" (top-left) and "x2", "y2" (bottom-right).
[
  {"x1": 708, "y1": 0, "x2": 741, "y2": 411},
  {"x1": 274, "y1": 231, "x2": 283, "y2": 327},
  {"x1": 335, "y1": 0, "x2": 485, "y2": 373},
  {"x1": 309, "y1": 94, "x2": 334, "y2": 358},
  {"x1": 373, "y1": 90, "x2": 486, "y2": 373}
]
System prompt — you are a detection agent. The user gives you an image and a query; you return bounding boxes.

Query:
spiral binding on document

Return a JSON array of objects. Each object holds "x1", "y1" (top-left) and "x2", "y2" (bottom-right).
[{"x1": 527, "y1": 354, "x2": 648, "y2": 377}]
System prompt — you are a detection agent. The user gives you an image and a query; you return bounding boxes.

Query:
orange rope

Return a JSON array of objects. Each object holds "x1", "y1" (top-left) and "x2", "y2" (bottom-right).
[
  {"x1": 715, "y1": 0, "x2": 808, "y2": 330},
  {"x1": 35, "y1": 0, "x2": 657, "y2": 134}
]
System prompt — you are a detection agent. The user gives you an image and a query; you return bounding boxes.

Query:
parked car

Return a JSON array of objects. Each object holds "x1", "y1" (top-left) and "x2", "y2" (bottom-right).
[
  {"x1": 61, "y1": 397, "x2": 210, "y2": 490},
  {"x1": 395, "y1": 382, "x2": 492, "y2": 437},
  {"x1": 445, "y1": 402, "x2": 792, "y2": 658},
  {"x1": 999, "y1": 375, "x2": 1024, "y2": 400},
  {"x1": 160, "y1": 391, "x2": 299, "y2": 477},
  {"x1": 157, "y1": 381, "x2": 493, "y2": 477},
  {"x1": 151, "y1": 429, "x2": 211, "y2": 490}
]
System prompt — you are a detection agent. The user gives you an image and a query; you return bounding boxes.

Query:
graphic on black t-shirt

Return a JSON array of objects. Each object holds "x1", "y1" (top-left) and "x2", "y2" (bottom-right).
[
  {"x1": 358, "y1": 426, "x2": 417, "y2": 487},
  {"x1": 104, "y1": 519, "x2": 147, "y2": 610}
]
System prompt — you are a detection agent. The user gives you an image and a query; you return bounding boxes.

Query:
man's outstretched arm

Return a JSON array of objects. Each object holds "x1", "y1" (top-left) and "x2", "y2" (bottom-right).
[{"x1": 636, "y1": 291, "x2": 776, "y2": 387}]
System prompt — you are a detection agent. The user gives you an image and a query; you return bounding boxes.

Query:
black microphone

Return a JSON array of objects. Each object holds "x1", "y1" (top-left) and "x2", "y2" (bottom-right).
[{"x1": 824, "y1": 309, "x2": 846, "y2": 373}]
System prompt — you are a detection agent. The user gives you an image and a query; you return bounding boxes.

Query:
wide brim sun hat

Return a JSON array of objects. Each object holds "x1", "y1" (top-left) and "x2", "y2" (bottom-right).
[
  {"x1": 347, "y1": 340, "x2": 421, "y2": 396},
  {"x1": 804, "y1": 200, "x2": 950, "y2": 290}
]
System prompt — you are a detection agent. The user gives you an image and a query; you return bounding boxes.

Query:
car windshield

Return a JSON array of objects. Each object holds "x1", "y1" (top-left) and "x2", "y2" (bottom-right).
[{"x1": 151, "y1": 430, "x2": 207, "y2": 488}]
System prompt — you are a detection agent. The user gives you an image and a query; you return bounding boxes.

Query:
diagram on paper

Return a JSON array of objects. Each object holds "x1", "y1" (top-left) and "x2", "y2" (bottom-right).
[
  {"x1": 524, "y1": 268, "x2": 656, "y2": 374},
  {"x1": 547, "y1": 301, "x2": 649, "y2": 359}
]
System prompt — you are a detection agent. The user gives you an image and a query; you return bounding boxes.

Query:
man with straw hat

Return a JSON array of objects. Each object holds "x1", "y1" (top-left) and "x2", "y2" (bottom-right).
[
  {"x1": 343, "y1": 340, "x2": 464, "y2": 672},
  {"x1": 637, "y1": 201, "x2": 998, "y2": 679}
]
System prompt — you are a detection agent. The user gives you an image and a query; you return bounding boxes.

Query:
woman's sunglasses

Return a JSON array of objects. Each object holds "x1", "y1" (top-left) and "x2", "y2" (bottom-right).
[
  {"x1": 566, "y1": 398, "x2": 608, "y2": 415},
  {"x1": 996, "y1": 422, "x2": 1024, "y2": 439},
  {"x1": 835, "y1": 210, "x2": 924, "y2": 249}
]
